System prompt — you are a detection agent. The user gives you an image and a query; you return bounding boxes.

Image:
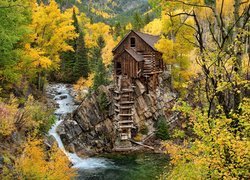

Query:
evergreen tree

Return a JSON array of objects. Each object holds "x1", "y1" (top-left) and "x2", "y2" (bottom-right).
[
  {"x1": 59, "y1": 8, "x2": 89, "y2": 82},
  {"x1": 114, "y1": 22, "x2": 122, "y2": 37},
  {"x1": 132, "y1": 12, "x2": 144, "y2": 31},
  {"x1": 93, "y1": 36, "x2": 108, "y2": 91},
  {"x1": 144, "y1": 13, "x2": 151, "y2": 25},
  {"x1": 73, "y1": 31, "x2": 89, "y2": 80}
]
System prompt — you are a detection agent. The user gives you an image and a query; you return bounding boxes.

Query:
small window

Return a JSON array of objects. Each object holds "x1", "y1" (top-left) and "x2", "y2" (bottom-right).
[
  {"x1": 116, "y1": 62, "x2": 121, "y2": 69},
  {"x1": 130, "y1": 37, "x2": 136, "y2": 47}
]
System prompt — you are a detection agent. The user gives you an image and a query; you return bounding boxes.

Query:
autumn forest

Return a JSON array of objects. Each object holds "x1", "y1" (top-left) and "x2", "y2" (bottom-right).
[{"x1": 0, "y1": 0, "x2": 249, "y2": 179}]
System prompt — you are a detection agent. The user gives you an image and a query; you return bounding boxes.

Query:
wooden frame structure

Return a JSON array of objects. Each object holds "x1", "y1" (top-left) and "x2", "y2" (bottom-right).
[{"x1": 112, "y1": 30, "x2": 165, "y2": 142}]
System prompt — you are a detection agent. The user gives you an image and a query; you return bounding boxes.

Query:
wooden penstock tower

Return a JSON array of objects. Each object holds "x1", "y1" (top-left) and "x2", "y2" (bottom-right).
[{"x1": 112, "y1": 30, "x2": 165, "y2": 145}]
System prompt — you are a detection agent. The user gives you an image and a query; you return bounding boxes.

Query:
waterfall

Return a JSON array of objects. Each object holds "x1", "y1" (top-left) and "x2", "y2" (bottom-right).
[{"x1": 46, "y1": 84, "x2": 113, "y2": 169}]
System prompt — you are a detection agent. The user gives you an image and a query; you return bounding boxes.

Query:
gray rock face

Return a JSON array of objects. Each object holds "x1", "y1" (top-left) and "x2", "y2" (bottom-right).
[
  {"x1": 57, "y1": 86, "x2": 115, "y2": 156},
  {"x1": 57, "y1": 74, "x2": 176, "y2": 155}
]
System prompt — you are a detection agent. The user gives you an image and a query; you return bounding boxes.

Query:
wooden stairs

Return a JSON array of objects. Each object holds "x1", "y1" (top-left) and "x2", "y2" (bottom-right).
[{"x1": 114, "y1": 76, "x2": 135, "y2": 141}]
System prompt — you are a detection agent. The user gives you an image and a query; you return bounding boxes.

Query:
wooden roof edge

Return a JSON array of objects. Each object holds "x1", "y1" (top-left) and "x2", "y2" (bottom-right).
[
  {"x1": 113, "y1": 48, "x2": 144, "y2": 62},
  {"x1": 112, "y1": 30, "x2": 160, "y2": 53},
  {"x1": 112, "y1": 30, "x2": 133, "y2": 53}
]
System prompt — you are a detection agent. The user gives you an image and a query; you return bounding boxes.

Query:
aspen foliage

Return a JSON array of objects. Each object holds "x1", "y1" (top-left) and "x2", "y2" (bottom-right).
[
  {"x1": 143, "y1": 18, "x2": 162, "y2": 36},
  {"x1": 85, "y1": 22, "x2": 118, "y2": 66},
  {"x1": 0, "y1": 99, "x2": 18, "y2": 137},
  {"x1": 27, "y1": 0, "x2": 77, "y2": 70},
  {"x1": 74, "y1": 73, "x2": 95, "y2": 90},
  {"x1": 163, "y1": 99, "x2": 250, "y2": 179},
  {"x1": 125, "y1": 23, "x2": 133, "y2": 31},
  {"x1": 73, "y1": 73, "x2": 94, "y2": 100},
  {"x1": 16, "y1": 139, "x2": 76, "y2": 180},
  {"x1": 155, "y1": 11, "x2": 196, "y2": 91},
  {"x1": 90, "y1": 7, "x2": 113, "y2": 19}
]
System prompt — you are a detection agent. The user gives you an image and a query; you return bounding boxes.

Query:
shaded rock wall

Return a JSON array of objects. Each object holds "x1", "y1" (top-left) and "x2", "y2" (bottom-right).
[
  {"x1": 58, "y1": 73, "x2": 175, "y2": 155},
  {"x1": 57, "y1": 86, "x2": 115, "y2": 156}
]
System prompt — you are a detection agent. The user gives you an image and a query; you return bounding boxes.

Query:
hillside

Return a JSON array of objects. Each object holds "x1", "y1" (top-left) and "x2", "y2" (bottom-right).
[{"x1": 56, "y1": 0, "x2": 151, "y2": 24}]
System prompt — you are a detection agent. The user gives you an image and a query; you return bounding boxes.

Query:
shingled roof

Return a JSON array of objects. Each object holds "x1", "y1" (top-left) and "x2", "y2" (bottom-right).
[
  {"x1": 125, "y1": 48, "x2": 144, "y2": 62},
  {"x1": 133, "y1": 31, "x2": 160, "y2": 50},
  {"x1": 112, "y1": 30, "x2": 160, "y2": 52}
]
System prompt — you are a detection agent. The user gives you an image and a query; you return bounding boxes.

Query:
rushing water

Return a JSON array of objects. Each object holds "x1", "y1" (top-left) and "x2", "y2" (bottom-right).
[{"x1": 47, "y1": 84, "x2": 169, "y2": 180}]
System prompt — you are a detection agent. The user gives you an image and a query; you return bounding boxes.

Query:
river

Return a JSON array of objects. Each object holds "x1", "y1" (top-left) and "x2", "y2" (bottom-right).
[{"x1": 47, "y1": 84, "x2": 169, "y2": 180}]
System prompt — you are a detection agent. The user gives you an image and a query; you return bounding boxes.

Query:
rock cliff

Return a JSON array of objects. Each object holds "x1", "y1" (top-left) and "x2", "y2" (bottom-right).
[{"x1": 57, "y1": 72, "x2": 175, "y2": 156}]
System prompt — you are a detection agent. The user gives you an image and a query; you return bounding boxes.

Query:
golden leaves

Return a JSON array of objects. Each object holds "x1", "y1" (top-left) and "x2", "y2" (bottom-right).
[
  {"x1": 16, "y1": 139, "x2": 76, "y2": 179},
  {"x1": 85, "y1": 22, "x2": 117, "y2": 66},
  {"x1": 28, "y1": 0, "x2": 77, "y2": 70},
  {"x1": 73, "y1": 73, "x2": 94, "y2": 101},
  {"x1": 0, "y1": 102, "x2": 17, "y2": 137},
  {"x1": 143, "y1": 18, "x2": 162, "y2": 36},
  {"x1": 165, "y1": 99, "x2": 250, "y2": 179}
]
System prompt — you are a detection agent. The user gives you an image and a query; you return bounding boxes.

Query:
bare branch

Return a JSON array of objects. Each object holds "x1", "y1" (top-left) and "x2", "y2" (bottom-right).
[
  {"x1": 165, "y1": 0, "x2": 213, "y2": 10},
  {"x1": 240, "y1": 0, "x2": 250, "y2": 5},
  {"x1": 166, "y1": 12, "x2": 194, "y2": 17},
  {"x1": 181, "y1": 34, "x2": 199, "y2": 47}
]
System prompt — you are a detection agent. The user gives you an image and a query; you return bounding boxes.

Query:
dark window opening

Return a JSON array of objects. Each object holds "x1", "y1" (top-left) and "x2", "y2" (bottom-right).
[
  {"x1": 116, "y1": 62, "x2": 121, "y2": 69},
  {"x1": 116, "y1": 62, "x2": 122, "y2": 75},
  {"x1": 130, "y1": 37, "x2": 136, "y2": 47}
]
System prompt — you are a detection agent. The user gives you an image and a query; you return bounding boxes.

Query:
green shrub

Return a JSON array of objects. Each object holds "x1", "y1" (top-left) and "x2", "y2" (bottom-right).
[
  {"x1": 97, "y1": 92, "x2": 109, "y2": 113},
  {"x1": 140, "y1": 124, "x2": 149, "y2": 135},
  {"x1": 156, "y1": 116, "x2": 170, "y2": 140}
]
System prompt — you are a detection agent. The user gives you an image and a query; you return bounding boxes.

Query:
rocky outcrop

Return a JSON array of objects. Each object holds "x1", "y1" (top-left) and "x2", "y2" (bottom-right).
[
  {"x1": 57, "y1": 73, "x2": 176, "y2": 155},
  {"x1": 57, "y1": 86, "x2": 115, "y2": 156},
  {"x1": 132, "y1": 71, "x2": 175, "y2": 135}
]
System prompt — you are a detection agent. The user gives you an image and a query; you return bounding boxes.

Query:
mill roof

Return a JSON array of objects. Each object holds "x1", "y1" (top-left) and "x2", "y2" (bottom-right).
[
  {"x1": 112, "y1": 30, "x2": 160, "y2": 52},
  {"x1": 133, "y1": 31, "x2": 160, "y2": 50},
  {"x1": 125, "y1": 48, "x2": 144, "y2": 62}
]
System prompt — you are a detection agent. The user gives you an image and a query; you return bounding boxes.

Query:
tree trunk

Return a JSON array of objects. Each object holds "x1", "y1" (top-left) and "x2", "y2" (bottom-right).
[{"x1": 233, "y1": 0, "x2": 243, "y2": 112}]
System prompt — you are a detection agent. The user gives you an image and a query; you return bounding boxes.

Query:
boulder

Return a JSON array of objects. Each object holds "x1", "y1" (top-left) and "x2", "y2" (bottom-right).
[
  {"x1": 59, "y1": 95, "x2": 67, "y2": 100},
  {"x1": 56, "y1": 92, "x2": 62, "y2": 95}
]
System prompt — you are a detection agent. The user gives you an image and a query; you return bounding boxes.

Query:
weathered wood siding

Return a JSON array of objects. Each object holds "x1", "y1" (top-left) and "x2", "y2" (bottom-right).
[{"x1": 115, "y1": 51, "x2": 139, "y2": 78}]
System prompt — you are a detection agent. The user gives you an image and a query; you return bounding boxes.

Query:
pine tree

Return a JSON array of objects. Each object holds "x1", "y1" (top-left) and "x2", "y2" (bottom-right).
[
  {"x1": 132, "y1": 12, "x2": 144, "y2": 31},
  {"x1": 144, "y1": 13, "x2": 151, "y2": 25},
  {"x1": 59, "y1": 8, "x2": 79, "y2": 82},
  {"x1": 93, "y1": 36, "x2": 108, "y2": 91},
  {"x1": 59, "y1": 7, "x2": 89, "y2": 83},
  {"x1": 73, "y1": 31, "x2": 89, "y2": 80}
]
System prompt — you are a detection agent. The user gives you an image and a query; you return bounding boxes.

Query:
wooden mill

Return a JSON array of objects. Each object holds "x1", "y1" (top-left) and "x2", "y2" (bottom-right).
[{"x1": 112, "y1": 30, "x2": 165, "y2": 145}]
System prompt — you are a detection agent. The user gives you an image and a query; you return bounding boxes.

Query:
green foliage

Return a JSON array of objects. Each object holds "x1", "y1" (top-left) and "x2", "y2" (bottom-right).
[
  {"x1": 97, "y1": 92, "x2": 109, "y2": 113},
  {"x1": 58, "y1": 8, "x2": 89, "y2": 83},
  {"x1": 205, "y1": 0, "x2": 215, "y2": 5},
  {"x1": 140, "y1": 124, "x2": 149, "y2": 135},
  {"x1": 132, "y1": 12, "x2": 145, "y2": 31},
  {"x1": 156, "y1": 116, "x2": 170, "y2": 140},
  {"x1": 0, "y1": 0, "x2": 31, "y2": 91},
  {"x1": 73, "y1": 31, "x2": 89, "y2": 80},
  {"x1": 22, "y1": 96, "x2": 56, "y2": 135},
  {"x1": 92, "y1": 36, "x2": 109, "y2": 91}
]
